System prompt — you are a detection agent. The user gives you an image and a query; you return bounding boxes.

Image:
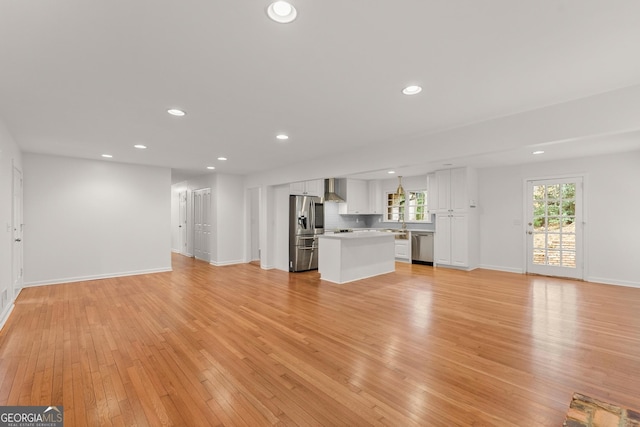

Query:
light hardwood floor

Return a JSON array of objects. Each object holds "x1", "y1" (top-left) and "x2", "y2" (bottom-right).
[{"x1": 1, "y1": 253, "x2": 639, "y2": 426}]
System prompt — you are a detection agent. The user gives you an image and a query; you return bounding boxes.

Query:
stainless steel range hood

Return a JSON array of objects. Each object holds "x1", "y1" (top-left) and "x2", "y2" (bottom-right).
[{"x1": 324, "y1": 178, "x2": 345, "y2": 202}]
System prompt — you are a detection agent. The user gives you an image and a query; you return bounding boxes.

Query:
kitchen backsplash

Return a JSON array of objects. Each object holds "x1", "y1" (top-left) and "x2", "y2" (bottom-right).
[
  {"x1": 324, "y1": 202, "x2": 367, "y2": 230},
  {"x1": 324, "y1": 202, "x2": 435, "y2": 231}
]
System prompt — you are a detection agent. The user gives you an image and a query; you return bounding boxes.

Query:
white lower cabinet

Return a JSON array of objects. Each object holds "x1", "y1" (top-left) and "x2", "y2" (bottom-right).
[
  {"x1": 434, "y1": 213, "x2": 470, "y2": 267},
  {"x1": 394, "y1": 239, "x2": 409, "y2": 260}
]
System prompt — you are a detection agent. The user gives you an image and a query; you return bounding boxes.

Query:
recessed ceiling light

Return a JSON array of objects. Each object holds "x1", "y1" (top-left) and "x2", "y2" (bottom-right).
[
  {"x1": 267, "y1": 1, "x2": 297, "y2": 23},
  {"x1": 167, "y1": 108, "x2": 186, "y2": 117},
  {"x1": 134, "y1": 144, "x2": 147, "y2": 149},
  {"x1": 532, "y1": 150, "x2": 545, "y2": 155},
  {"x1": 387, "y1": 171, "x2": 396, "y2": 174},
  {"x1": 101, "y1": 154, "x2": 113, "y2": 158},
  {"x1": 207, "y1": 166, "x2": 215, "y2": 170},
  {"x1": 276, "y1": 134, "x2": 289, "y2": 140},
  {"x1": 402, "y1": 85, "x2": 422, "y2": 95},
  {"x1": 217, "y1": 157, "x2": 227, "y2": 161}
]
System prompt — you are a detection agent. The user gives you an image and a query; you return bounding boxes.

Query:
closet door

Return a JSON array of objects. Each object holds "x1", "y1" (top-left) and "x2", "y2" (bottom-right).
[{"x1": 193, "y1": 188, "x2": 212, "y2": 261}]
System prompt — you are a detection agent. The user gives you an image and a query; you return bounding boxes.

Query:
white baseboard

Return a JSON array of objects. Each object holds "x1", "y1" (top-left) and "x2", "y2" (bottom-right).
[
  {"x1": 172, "y1": 250, "x2": 193, "y2": 257},
  {"x1": 434, "y1": 263, "x2": 477, "y2": 272},
  {"x1": 0, "y1": 303, "x2": 15, "y2": 331},
  {"x1": 210, "y1": 259, "x2": 245, "y2": 267},
  {"x1": 585, "y1": 276, "x2": 640, "y2": 289},
  {"x1": 22, "y1": 267, "x2": 173, "y2": 288},
  {"x1": 478, "y1": 264, "x2": 524, "y2": 274},
  {"x1": 477, "y1": 265, "x2": 639, "y2": 288}
]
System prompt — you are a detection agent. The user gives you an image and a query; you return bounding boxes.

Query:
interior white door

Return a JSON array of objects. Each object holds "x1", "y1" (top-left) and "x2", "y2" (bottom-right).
[
  {"x1": 193, "y1": 188, "x2": 212, "y2": 261},
  {"x1": 526, "y1": 177, "x2": 583, "y2": 279},
  {"x1": 12, "y1": 166, "x2": 23, "y2": 297},
  {"x1": 178, "y1": 191, "x2": 188, "y2": 255}
]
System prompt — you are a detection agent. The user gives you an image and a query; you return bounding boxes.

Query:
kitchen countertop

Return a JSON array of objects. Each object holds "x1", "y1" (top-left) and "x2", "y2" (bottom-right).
[
  {"x1": 325, "y1": 229, "x2": 434, "y2": 235},
  {"x1": 319, "y1": 231, "x2": 402, "y2": 239}
]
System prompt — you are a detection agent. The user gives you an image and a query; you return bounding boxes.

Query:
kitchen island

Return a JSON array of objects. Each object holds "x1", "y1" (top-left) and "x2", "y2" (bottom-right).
[{"x1": 317, "y1": 231, "x2": 396, "y2": 284}]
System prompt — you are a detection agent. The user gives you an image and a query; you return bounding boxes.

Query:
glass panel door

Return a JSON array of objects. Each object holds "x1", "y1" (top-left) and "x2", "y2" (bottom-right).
[{"x1": 526, "y1": 177, "x2": 583, "y2": 279}]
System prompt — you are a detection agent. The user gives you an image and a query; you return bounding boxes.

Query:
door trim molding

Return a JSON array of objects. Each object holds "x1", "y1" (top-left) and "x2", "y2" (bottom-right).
[{"x1": 11, "y1": 163, "x2": 23, "y2": 298}]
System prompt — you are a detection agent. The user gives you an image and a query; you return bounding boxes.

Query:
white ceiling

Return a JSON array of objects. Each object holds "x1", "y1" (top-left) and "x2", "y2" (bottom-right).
[{"x1": 2, "y1": 1, "x2": 640, "y2": 183}]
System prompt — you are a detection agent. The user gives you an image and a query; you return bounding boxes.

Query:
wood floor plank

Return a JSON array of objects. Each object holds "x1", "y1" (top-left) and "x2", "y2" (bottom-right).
[
  {"x1": 126, "y1": 361, "x2": 169, "y2": 426},
  {"x1": 1, "y1": 253, "x2": 640, "y2": 425}
]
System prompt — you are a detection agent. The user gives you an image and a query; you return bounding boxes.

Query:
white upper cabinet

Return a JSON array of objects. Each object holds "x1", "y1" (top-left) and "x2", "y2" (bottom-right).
[
  {"x1": 434, "y1": 167, "x2": 475, "y2": 213},
  {"x1": 290, "y1": 179, "x2": 323, "y2": 197},
  {"x1": 339, "y1": 179, "x2": 368, "y2": 214},
  {"x1": 434, "y1": 169, "x2": 451, "y2": 213},
  {"x1": 305, "y1": 179, "x2": 324, "y2": 197},
  {"x1": 427, "y1": 173, "x2": 437, "y2": 213},
  {"x1": 450, "y1": 167, "x2": 469, "y2": 211},
  {"x1": 289, "y1": 181, "x2": 306, "y2": 194},
  {"x1": 368, "y1": 180, "x2": 383, "y2": 214}
]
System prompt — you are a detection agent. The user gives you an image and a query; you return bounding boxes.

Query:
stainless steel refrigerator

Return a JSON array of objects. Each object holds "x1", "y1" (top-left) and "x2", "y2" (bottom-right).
[{"x1": 289, "y1": 195, "x2": 324, "y2": 272}]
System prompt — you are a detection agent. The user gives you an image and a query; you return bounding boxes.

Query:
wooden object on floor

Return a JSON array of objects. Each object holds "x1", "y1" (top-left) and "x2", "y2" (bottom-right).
[
  {"x1": 563, "y1": 392, "x2": 640, "y2": 427},
  {"x1": 1, "y1": 253, "x2": 640, "y2": 426}
]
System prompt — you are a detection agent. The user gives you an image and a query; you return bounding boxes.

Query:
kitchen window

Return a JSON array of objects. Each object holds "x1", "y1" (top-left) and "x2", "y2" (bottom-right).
[{"x1": 386, "y1": 190, "x2": 429, "y2": 222}]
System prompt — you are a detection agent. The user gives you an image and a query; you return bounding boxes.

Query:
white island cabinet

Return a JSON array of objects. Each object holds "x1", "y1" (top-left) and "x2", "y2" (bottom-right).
[{"x1": 318, "y1": 232, "x2": 396, "y2": 284}]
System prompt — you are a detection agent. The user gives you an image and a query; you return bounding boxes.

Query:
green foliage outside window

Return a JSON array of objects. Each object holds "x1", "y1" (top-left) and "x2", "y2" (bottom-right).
[
  {"x1": 386, "y1": 190, "x2": 428, "y2": 222},
  {"x1": 533, "y1": 183, "x2": 575, "y2": 228}
]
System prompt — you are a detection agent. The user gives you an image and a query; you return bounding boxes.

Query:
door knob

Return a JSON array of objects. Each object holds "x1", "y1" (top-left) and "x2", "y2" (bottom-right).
[
  {"x1": 15, "y1": 238, "x2": 21, "y2": 242},
  {"x1": 527, "y1": 231, "x2": 532, "y2": 235}
]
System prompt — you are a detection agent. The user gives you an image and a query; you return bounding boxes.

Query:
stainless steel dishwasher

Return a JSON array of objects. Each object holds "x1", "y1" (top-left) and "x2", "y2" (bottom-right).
[{"x1": 411, "y1": 232, "x2": 434, "y2": 265}]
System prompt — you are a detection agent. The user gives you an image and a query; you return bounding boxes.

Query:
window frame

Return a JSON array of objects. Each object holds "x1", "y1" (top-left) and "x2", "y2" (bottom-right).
[{"x1": 385, "y1": 189, "x2": 430, "y2": 223}]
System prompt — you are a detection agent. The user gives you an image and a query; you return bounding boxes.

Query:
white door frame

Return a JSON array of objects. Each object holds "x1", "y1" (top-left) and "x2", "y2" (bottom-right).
[
  {"x1": 523, "y1": 174, "x2": 585, "y2": 280},
  {"x1": 12, "y1": 165, "x2": 24, "y2": 297},
  {"x1": 248, "y1": 187, "x2": 260, "y2": 263},
  {"x1": 178, "y1": 190, "x2": 188, "y2": 255}
]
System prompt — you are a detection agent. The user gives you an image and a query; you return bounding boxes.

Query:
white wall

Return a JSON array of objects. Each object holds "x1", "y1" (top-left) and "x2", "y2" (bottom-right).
[
  {"x1": 0, "y1": 119, "x2": 22, "y2": 327},
  {"x1": 478, "y1": 150, "x2": 640, "y2": 287},
  {"x1": 274, "y1": 185, "x2": 290, "y2": 271},
  {"x1": 23, "y1": 154, "x2": 172, "y2": 286},
  {"x1": 259, "y1": 184, "x2": 278, "y2": 270},
  {"x1": 214, "y1": 174, "x2": 245, "y2": 265}
]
